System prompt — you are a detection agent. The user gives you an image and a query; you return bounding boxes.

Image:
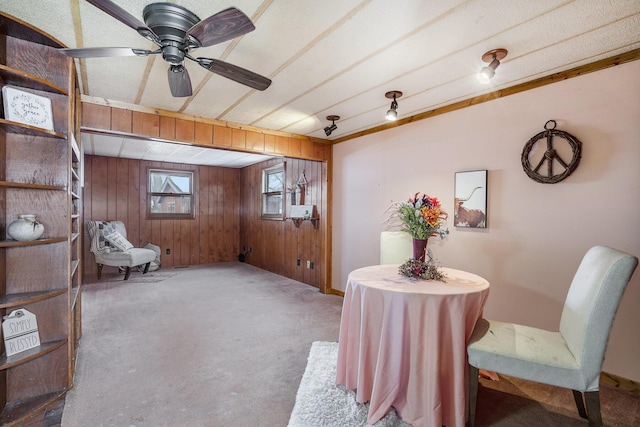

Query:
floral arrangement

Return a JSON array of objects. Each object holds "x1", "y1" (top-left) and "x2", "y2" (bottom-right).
[
  {"x1": 385, "y1": 192, "x2": 449, "y2": 281},
  {"x1": 385, "y1": 192, "x2": 449, "y2": 240},
  {"x1": 398, "y1": 258, "x2": 446, "y2": 281}
]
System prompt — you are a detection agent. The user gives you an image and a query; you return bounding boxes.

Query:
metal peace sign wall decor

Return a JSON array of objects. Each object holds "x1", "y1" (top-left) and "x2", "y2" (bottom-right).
[{"x1": 521, "y1": 120, "x2": 582, "y2": 184}]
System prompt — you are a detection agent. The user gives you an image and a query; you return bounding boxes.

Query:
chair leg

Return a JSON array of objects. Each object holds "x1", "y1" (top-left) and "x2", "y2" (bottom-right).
[
  {"x1": 142, "y1": 262, "x2": 151, "y2": 274},
  {"x1": 124, "y1": 267, "x2": 131, "y2": 280},
  {"x1": 572, "y1": 390, "x2": 588, "y2": 419},
  {"x1": 97, "y1": 264, "x2": 103, "y2": 279},
  {"x1": 468, "y1": 365, "x2": 479, "y2": 427},
  {"x1": 584, "y1": 391, "x2": 603, "y2": 427},
  {"x1": 572, "y1": 390, "x2": 603, "y2": 427}
]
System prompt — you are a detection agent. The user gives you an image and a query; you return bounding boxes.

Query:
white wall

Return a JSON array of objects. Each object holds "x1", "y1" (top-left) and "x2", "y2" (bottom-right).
[{"x1": 332, "y1": 60, "x2": 640, "y2": 381}]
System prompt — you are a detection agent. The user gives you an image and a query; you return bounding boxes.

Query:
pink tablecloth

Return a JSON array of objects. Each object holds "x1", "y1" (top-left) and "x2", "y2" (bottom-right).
[{"x1": 335, "y1": 264, "x2": 490, "y2": 427}]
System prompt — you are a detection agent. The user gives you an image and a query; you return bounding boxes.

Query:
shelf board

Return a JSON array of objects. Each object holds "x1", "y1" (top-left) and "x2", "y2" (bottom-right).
[
  {"x1": 71, "y1": 168, "x2": 80, "y2": 181},
  {"x1": 0, "y1": 237, "x2": 67, "y2": 248},
  {"x1": 71, "y1": 259, "x2": 79, "y2": 276},
  {"x1": 0, "y1": 340, "x2": 66, "y2": 371},
  {"x1": 71, "y1": 232, "x2": 80, "y2": 241},
  {"x1": 0, "y1": 389, "x2": 66, "y2": 427},
  {"x1": 286, "y1": 217, "x2": 320, "y2": 229},
  {"x1": 0, "y1": 181, "x2": 65, "y2": 191},
  {"x1": 0, "y1": 118, "x2": 66, "y2": 138},
  {"x1": 71, "y1": 136, "x2": 81, "y2": 160},
  {"x1": 71, "y1": 191, "x2": 80, "y2": 199},
  {"x1": 0, "y1": 64, "x2": 68, "y2": 95},
  {"x1": 71, "y1": 286, "x2": 80, "y2": 309},
  {"x1": 0, "y1": 288, "x2": 66, "y2": 309}
]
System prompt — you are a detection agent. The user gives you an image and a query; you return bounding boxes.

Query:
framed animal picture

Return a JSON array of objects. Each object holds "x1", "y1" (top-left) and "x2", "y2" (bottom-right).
[{"x1": 454, "y1": 170, "x2": 487, "y2": 228}]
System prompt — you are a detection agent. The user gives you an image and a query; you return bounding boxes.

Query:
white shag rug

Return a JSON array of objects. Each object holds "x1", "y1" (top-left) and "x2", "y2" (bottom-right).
[{"x1": 288, "y1": 341, "x2": 412, "y2": 427}]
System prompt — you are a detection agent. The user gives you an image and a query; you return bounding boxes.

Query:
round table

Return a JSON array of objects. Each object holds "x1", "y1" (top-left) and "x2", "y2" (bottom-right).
[{"x1": 336, "y1": 264, "x2": 490, "y2": 427}]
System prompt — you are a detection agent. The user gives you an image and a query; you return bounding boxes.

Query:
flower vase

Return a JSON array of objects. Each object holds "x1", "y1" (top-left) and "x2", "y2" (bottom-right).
[
  {"x1": 7, "y1": 214, "x2": 45, "y2": 241},
  {"x1": 412, "y1": 238, "x2": 428, "y2": 262}
]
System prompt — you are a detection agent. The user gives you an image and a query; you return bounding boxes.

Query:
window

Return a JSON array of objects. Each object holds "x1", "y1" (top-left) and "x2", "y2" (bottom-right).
[
  {"x1": 262, "y1": 163, "x2": 285, "y2": 219},
  {"x1": 148, "y1": 168, "x2": 195, "y2": 219}
]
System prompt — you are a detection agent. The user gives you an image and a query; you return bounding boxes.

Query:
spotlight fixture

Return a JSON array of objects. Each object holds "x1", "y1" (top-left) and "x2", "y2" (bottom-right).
[
  {"x1": 476, "y1": 48, "x2": 508, "y2": 84},
  {"x1": 324, "y1": 115, "x2": 340, "y2": 136},
  {"x1": 385, "y1": 90, "x2": 402, "y2": 121}
]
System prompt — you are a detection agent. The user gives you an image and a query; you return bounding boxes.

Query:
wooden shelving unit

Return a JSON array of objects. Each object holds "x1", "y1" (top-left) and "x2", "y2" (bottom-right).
[
  {"x1": 69, "y1": 129, "x2": 83, "y2": 379},
  {"x1": 0, "y1": 12, "x2": 82, "y2": 426}
]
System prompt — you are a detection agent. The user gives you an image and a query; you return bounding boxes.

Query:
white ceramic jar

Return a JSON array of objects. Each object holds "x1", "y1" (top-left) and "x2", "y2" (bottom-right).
[{"x1": 7, "y1": 214, "x2": 45, "y2": 241}]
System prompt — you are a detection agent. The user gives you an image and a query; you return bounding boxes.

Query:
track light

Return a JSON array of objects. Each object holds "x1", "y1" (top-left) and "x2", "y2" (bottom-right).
[
  {"x1": 476, "y1": 48, "x2": 508, "y2": 84},
  {"x1": 385, "y1": 91, "x2": 402, "y2": 121},
  {"x1": 324, "y1": 115, "x2": 340, "y2": 136}
]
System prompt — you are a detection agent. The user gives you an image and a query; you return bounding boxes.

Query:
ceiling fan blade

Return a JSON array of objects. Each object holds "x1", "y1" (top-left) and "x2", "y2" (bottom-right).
[
  {"x1": 168, "y1": 65, "x2": 193, "y2": 97},
  {"x1": 186, "y1": 7, "x2": 255, "y2": 47},
  {"x1": 59, "y1": 47, "x2": 153, "y2": 58},
  {"x1": 86, "y1": 0, "x2": 160, "y2": 45},
  {"x1": 197, "y1": 58, "x2": 271, "y2": 91}
]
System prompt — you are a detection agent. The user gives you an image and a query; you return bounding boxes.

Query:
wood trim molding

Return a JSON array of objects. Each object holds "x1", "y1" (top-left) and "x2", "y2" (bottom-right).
[
  {"x1": 81, "y1": 101, "x2": 332, "y2": 163},
  {"x1": 81, "y1": 95, "x2": 328, "y2": 143},
  {"x1": 331, "y1": 49, "x2": 640, "y2": 144},
  {"x1": 601, "y1": 371, "x2": 640, "y2": 395},
  {"x1": 327, "y1": 289, "x2": 344, "y2": 297}
]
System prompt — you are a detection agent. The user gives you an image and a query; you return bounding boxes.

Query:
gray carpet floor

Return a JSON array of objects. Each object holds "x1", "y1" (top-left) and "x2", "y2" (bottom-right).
[
  {"x1": 63, "y1": 262, "x2": 344, "y2": 426},
  {"x1": 61, "y1": 262, "x2": 639, "y2": 427}
]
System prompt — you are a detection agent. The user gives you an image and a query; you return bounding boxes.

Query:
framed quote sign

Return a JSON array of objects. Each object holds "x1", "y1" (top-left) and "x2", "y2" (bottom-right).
[
  {"x1": 2, "y1": 85, "x2": 54, "y2": 131},
  {"x1": 2, "y1": 308, "x2": 41, "y2": 356}
]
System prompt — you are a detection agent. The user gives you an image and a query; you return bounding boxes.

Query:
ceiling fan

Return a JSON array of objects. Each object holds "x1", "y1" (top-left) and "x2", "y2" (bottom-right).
[{"x1": 60, "y1": 0, "x2": 272, "y2": 97}]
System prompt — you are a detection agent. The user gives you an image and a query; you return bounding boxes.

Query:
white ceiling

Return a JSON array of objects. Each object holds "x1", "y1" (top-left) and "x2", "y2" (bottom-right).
[
  {"x1": 3, "y1": 1, "x2": 639, "y2": 166},
  {"x1": 81, "y1": 131, "x2": 275, "y2": 167}
]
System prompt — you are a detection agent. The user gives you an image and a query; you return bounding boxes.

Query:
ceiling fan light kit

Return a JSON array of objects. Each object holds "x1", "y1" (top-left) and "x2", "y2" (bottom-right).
[
  {"x1": 324, "y1": 115, "x2": 340, "y2": 136},
  {"x1": 476, "y1": 48, "x2": 508, "y2": 84},
  {"x1": 385, "y1": 90, "x2": 402, "y2": 121},
  {"x1": 60, "y1": 0, "x2": 271, "y2": 97}
]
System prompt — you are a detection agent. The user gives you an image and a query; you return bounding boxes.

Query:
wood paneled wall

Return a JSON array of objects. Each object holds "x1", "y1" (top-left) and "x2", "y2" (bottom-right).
[
  {"x1": 83, "y1": 155, "x2": 329, "y2": 291},
  {"x1": 81, "y1": 100, "x2": 332, "y2": 291},
  {"x1": 83, "y1": 156, "x2": 240, "y2": 277},
  {"x1": 239, "y1": 158, "x2": 328, "y2": 291}
]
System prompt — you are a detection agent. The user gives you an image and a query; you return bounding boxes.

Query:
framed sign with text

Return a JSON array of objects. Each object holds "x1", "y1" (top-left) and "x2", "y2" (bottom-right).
[
  {"x1": 2, "y1": 308, "x2": 41, "y2": 356},
  {"x1": 2, "y1": 85, "x2": 54, "y2": 131}
]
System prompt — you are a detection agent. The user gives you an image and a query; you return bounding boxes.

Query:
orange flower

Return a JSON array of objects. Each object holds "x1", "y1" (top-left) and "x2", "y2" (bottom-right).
[{"x1": 421, "y1": 206, "x2": 442, "y2": 228}]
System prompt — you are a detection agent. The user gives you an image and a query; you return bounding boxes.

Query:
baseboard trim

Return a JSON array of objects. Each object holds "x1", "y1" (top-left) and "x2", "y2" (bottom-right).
[
  {"x1": 326, "y1": 288, "x2": 344, "y2": 297},
  {"x1": 601, "y1": 372, "x2": 640, "y2": 395}
]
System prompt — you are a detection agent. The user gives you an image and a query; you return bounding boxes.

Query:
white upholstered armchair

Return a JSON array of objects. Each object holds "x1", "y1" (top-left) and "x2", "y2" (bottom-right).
[
  {"x1": 87, "y1": 220, "x2": 157, "y2": 280},
  {"x1": 466, "y1": 245, "x2": 638, "y2": 427}
]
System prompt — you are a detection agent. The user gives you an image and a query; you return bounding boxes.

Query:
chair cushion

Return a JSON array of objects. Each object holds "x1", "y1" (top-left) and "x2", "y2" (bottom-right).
[
  {"x1": 104, "y1": 230, "x2": 134, "y2": 252},
  {"x1": 467, "y1": 318, "x2": 591, "y2": 391},
  {"x1": 95, "y1": 247, "x2": 157, "y2": 267}
]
